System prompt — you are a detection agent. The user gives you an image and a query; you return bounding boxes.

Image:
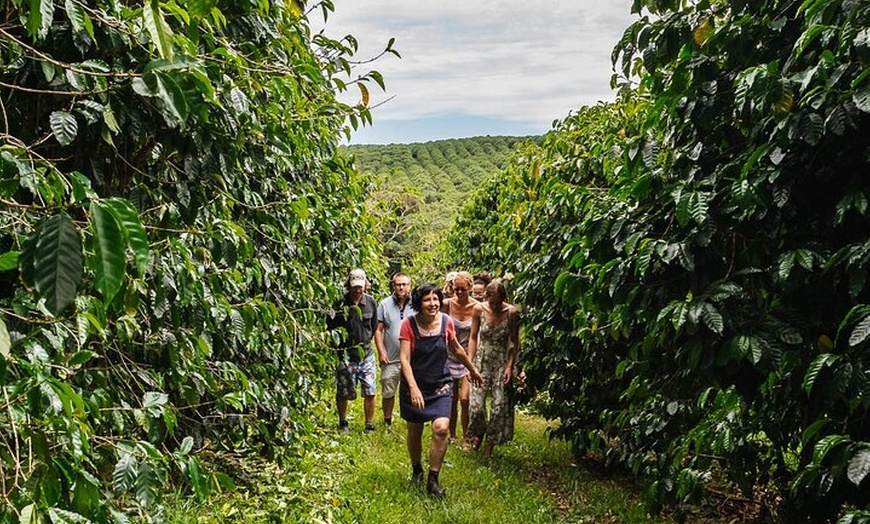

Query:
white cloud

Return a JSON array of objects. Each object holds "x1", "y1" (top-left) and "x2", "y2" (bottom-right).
[{"x1": 314, "y1": 1, "x2": 638, "y2": 141}]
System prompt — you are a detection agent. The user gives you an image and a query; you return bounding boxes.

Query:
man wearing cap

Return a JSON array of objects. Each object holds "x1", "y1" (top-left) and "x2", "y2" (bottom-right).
[{"x1": 328, "y1": 268, "x2": 378, "y2": 433}]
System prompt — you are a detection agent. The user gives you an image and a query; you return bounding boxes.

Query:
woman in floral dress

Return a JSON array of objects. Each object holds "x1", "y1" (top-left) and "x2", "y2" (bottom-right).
[{"x1": 466, "y1": 279, "x2": 520, "y2": 459}]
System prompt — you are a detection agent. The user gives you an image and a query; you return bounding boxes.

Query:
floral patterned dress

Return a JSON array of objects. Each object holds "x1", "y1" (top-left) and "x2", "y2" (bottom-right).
[{"x1": 468, "y1": 310, "x2": 514, "y2": 445}]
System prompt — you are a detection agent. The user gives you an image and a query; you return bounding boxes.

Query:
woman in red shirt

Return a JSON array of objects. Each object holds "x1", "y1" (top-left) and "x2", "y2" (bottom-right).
[{"x1": 399, "y1": 282, "x2": 482, "y2": 498}]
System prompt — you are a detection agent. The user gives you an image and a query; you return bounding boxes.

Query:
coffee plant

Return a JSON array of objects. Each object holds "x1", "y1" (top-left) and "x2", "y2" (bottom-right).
[
  {"x1": 447, "y1": 0, "x2": 870, "y2": 521},
  {"x1": 0, "y1": 0, "x2": 387, "y2": 521}
]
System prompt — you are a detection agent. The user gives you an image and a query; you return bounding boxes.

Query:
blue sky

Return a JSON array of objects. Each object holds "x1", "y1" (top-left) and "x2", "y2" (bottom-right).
[{"x1": 315, "y1": 1, "x2": 638, "y2": 145}]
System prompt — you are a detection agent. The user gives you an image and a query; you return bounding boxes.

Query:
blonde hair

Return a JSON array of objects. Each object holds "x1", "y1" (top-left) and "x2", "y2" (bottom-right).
[{"x1": 452, "y1": 271, "x2": 473, "y2": 288}]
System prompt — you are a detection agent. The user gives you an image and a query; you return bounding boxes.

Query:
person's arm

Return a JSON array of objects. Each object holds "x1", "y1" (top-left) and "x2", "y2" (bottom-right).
[
  {"x1": 467, "y1": 305, "x2": 481, "y2": 363},
  {"x1": 400, "y1": 336, "x2": 425, "y2": 409},
  {"x1": 368, "y1": 296, "x2": 378, "y2": 336},
  {"x1": 503, "y1": 305, "x2": 521, "y2": 385},
  {"x1": 374, "y1": 321, "x2": 389, "y2": 366},
  {"x1": 440, "y1": 297, "x2": 451, "y2": 314},
  {"x1": 448, "y1": 335, "x2": 483, "y2": 387}
]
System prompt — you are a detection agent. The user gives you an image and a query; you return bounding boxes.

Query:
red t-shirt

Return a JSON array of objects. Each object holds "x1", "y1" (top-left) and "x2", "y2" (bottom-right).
[{"x1": 399, "y1": 314, "x2": 456, "y2": 353}]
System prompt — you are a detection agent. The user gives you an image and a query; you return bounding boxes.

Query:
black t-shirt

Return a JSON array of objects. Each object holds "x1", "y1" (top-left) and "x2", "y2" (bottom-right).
[{"x1": 328, "y1": 293, "x2": 377, "y2": 361}]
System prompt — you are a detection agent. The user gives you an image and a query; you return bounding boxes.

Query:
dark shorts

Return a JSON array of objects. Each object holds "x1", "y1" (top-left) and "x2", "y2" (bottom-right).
[{"x1": 399, "y1": 381, "x2": 453, "y2": 424}]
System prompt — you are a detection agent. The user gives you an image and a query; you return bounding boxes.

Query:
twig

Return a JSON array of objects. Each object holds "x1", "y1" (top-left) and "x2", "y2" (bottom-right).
[
  {"x1": 3, "y1": 385, "x2": 22, "y2": 494},
  {"x1": 0, "y1": 27, "x2": 138, "y2": 79}
]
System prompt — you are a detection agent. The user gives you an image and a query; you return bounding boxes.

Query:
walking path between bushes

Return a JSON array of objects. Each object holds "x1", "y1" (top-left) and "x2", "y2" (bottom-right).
[
  {"x1": 317, "y1": 408, "x2": 697, "y2": 524},
  {"x1": 167, "y1": 406, "x2": 734, "y2": 523}
]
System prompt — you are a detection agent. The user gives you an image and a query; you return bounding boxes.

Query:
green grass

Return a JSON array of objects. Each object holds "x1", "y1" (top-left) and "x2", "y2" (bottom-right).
[{"x1": 165, "y1": 393, "x2": 733, "y2": 523}]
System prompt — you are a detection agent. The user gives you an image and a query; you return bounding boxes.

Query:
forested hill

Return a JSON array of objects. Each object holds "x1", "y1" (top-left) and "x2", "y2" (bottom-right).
[
  {"x1": 345, "y1": 136, "x2": 538, "y2": 265},
  {"x1": 347, "y1": 136, "x2": 534, "y2": 197}
]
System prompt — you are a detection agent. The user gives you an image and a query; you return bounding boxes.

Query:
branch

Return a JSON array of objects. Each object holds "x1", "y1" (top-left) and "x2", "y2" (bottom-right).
[
  {"x1": 0, "y1": 80, "x2": 115, "y2": 96},
  {"x1": 0, "y1": 27, "x2": 139, "y2": 79}
]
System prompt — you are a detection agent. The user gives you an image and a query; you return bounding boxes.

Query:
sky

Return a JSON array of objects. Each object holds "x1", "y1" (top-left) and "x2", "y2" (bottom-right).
[{"x1": 313, "y1": 1, "x2": 639, "y2": 145}]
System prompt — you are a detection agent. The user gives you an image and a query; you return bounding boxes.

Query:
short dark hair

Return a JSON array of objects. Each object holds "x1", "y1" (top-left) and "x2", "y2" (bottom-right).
[
  {"x1": 411, "y1": 282, "x2": 443, "y2": 312},
  {"x1": 473, "y1": 272, "x2": 492, "y2": 286},
  {"x1": 391, "y1": 271, "x2": 410, "y2": 285}
]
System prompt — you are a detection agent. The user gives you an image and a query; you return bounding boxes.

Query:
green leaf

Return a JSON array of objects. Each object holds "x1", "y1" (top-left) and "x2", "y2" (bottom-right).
[
  {"x1": 701, "y1": 303, "x2": 723, "y2": 334},
  {"x1": 743, "y1": 335, "x2": 763, "y2": 365},
  {"x1": 90, "y1": 201, "x2": 126, "y2": 304},
  {"x1": 741, "y1": 143, "x2": 770, "y2": 178},
  {"x1": 801, "y1": 418, "x2": 830, "y2": 447},
  {"x1": 803, "y1": 353, "x2": 840, "y2": 395},
  {"x1": 799, "y1": 112, "x2": 824, "y2": 146},
  {"x1": 689, "y1": 192, "x2": 709, "y2": 224},
  {"x1": 20, "y1": 504, "x2": 37, "y2": 524},
  {"x1": 49, "y1": 111, "x2": 78, "y2": 146},
  {"x1": 65, "y1": 0, "x2": 95, "y2": 41},
  {"x1": 791, "y1": 24, "x2": 825, "y2": 63},
  {"x1": 212, "y1": 472, "x2": 236, "y2": 491},
  {"x1": 188, "y1": 0, "x2": 218, "y2": 19},
  {"x1": 178, "y1": 436, "x2": 194, "y2": 456},
  {"x1": 132, "y1": 72, "x2": 189, "y2": 128},
  {"x1": 0, "y1": 318, "x2": 10, "y2": 360},
  {"x1": 134, "y1": 462, "x2": 160, "y2": 508},
  {"x1": 142, "y1": 391, "x2": 168, "y2": 409},
  {"x1": 229, "y1": 87, "x2": 250, "y2": 115},
  {"x1": 847, "y1": 449, "x2": 870, "y2": 486},
  {"x1": 27, "y1": 0, "x2": 55, "y2": 40},
  {"x1": 103, "y1": 104, "x2": 121, "y2": 134},
  {"x1": 779, "y1": 252, "x2": 795, "y2": 280},
  {"x1": 112, "y1": 453, "x2": 138, "y2": 493},
  {"x1": 673, "y1": 187, "x2": 690, "y2": 226},
  {"x1": 47, "y1": 507, "x2": 90, "y2": 523},
  {"x1": 813, "y1": 434, "x2": 849, "y2": 465},
  {"x1": 230, "y1": 309, "x2": 244, "y2": 338},
  {"x1": 848, "y1": 314, "x2": 870, "y2": 347},
  {"x1": 143, "y1": 0, "x2": 174, "y2": 60},
  {"x1": 71, "y1": 471, "x2": 100, "y2": 517},
  {"x1": 795, "y1": 249, "x2": 816, "y2": 270},
  {"x1": 854, "y1": 84, "x2": 870, "y2": 114},
  {"x1": 68, "y1": 350, "x2": 96, "y2": 368},
  {"x1": 109, "y1": 508, "x2": 131, "y2": 524},
  {"x1": 34, "y1": 214, "x2": 84, "y2": 316},
  {"x1": 0, "y1": 251, "x2": 18, "y2": 271},
  {"x1": 105, "y1": 198, "x2": 150, "y2": 277},
  {"x1": 186, "y1": 456, "x2": 208, "y2": 501}
]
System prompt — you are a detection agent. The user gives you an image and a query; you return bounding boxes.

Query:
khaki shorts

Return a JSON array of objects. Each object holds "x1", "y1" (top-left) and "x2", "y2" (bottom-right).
[{"x1": 380, "y1": 362, "x2": 401, "y2": 399}]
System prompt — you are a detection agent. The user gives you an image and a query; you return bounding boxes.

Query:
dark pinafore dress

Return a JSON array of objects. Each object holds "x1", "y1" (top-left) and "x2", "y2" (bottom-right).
[{"x1": 399, "y1": 315, "x2": 454, "y2": 423}]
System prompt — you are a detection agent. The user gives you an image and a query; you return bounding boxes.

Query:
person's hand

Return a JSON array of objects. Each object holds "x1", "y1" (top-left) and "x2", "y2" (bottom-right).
[
  {"x1": 502, "y1": 365, "x2": 513, "y2": 386},
  {"x1": 470, "y1": 369, "x2": 483, "y2": 388},
  {"x1": 379, "y1": 352, "x2": 389, "y2": 366},
  {"x1": 410, "y1": 386, "x2": 424, "y2": 409}
]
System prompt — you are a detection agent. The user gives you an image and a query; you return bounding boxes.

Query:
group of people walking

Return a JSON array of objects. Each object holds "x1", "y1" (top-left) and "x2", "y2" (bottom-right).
[{"x1": 328, "y1": 268, "x2": 520, "y2": 498}]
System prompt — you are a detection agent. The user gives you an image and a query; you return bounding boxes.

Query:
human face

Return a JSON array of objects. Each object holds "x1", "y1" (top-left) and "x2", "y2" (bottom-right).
[
  {"x1": 420, "y1": 290, "x2": 441, "y2": 318},
  {"x1": 349, "y1": 284, "x2": 364, "y2": 302},
  {"x1": 452, "y1": 277, "x2": 471, "y2": 301},
  {"x1": 486, "y1": 289, "x2": 503, "y2": 309},
  {"x1": 393, "y1": 278, "x2": 411, "y2": 299},
  {"x1": 471, "y1": 283, "x2": 486, "y2": 301}
]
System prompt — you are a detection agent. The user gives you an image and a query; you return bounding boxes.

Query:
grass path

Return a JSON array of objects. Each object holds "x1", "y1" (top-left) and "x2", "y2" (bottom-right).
[
  {"x1": 322, "y1": 407, "x2": 679, "y2": 524},
  {"x1": 167, "y1": 403, "x2": 726, "y2": 523}
]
